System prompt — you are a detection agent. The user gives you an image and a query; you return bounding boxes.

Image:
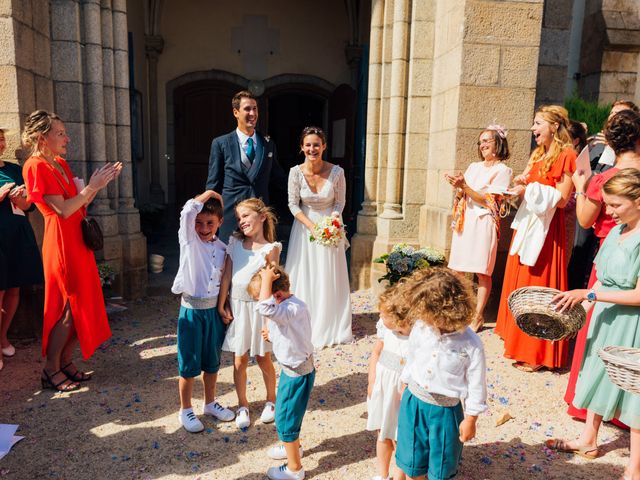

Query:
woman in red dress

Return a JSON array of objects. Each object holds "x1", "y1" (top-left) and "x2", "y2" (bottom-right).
[
  {"x1": 564, "y1": 108, "x2": 640, "y2": 423},
  {"x1": 22, "y1": 110, "x2": 121, "y2": 392},
  {"x1": 495, "y1": 105, "x2": 576, "y2": 372}
]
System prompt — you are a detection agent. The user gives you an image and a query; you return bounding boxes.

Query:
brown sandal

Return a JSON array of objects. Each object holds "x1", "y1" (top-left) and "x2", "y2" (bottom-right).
[
  {"x1": 545, "y1": 438, "x2": 599, "y2": 460},
  {"x1": 470, "y1": 314, "x2": 484, "y2": 333},
  {"x1": 511, "y1": 362, "x2": 544, "y2": 373}
]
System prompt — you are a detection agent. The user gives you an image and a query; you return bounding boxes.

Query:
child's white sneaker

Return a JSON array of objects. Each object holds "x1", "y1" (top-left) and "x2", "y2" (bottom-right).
[
  {"x1": 203, "y1": 401, "x2": 235, "y2": 422},
  {"x1": 235, "y1": 406, "x2": 250, "y2": 429},
  {"x1": 178, "y1": 408, "x2": 204, "y2": 433},
  {"x1": 267, "y1": 444, "x2": 304, "y2": 460},
  {"x1": 266, "y1": 464, "x2": 305, "y2": 480},
  {"x1": 260, "y1": 401, "x2": 276, "y2": 423}
]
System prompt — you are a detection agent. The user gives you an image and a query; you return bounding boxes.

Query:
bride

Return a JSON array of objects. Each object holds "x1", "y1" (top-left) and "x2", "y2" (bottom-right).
[{"x1": 285, "y1": 126, "x2": 352, "y2": 348}]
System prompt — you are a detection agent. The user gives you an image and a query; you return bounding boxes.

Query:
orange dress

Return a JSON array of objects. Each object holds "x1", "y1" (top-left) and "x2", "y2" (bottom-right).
[
  {"x1": 495, "y1": 148, "x2": 576, "y2": 368},
  {"x1": 24, "y1": 156, "x2": 111, "y2": 359}
]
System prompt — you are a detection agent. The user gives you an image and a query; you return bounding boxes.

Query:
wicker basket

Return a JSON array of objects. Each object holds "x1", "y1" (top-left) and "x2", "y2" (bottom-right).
[
  {"x1": 507, "y1": 286, "x2": 586, "y2": 341},
  {"x1": 599, "y1": 346, "x2": 640, "y2": 395}
]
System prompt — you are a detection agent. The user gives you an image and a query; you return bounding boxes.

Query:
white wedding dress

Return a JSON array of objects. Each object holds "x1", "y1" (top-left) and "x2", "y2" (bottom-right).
[{"x1": 285, "y1": 164, "x2": 353, "y2": 349}]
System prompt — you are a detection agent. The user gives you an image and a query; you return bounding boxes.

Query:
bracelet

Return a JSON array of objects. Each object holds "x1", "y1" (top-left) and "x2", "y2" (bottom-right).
[{"x1": 574, "y1": 191, "x2": 585, "y2": 198}]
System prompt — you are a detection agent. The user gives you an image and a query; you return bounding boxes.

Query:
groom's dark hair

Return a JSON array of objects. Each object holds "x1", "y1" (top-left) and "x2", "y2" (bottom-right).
[{"x1": 232, "y1": 90, "x2": 256, "y2": 111}]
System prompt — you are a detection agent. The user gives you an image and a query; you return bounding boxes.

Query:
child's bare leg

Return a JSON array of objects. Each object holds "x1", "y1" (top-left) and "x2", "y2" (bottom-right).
[
  {"x1": 234, "y1": 354, "x2": 249, "y2": 407},
  {"x1": 203, "y1": 372, "x2": 218, "y2": 405},
  {"x1": 179, "y1": 377, "x2": 195, "y2": 409},
  {"x1": 256, "y1": 353, "x2": 276, "y2": 403},
  {"x1": 626, "y1": 428, "x2": 640, "y2": 480},
  {"x1": 284, "y1": 438, "x2": 302, "y2": 472},
  {"x1": 391, "y1": 440, "x2": 406, "y2": 480},
  {"x1": 376, "y1": 437, "x2": 394, "y2": 478}
]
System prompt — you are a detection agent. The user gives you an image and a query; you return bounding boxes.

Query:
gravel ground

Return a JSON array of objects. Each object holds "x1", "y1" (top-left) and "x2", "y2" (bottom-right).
[{"x1": 0, "y1": 290, "x2": 630, "y2": 479}]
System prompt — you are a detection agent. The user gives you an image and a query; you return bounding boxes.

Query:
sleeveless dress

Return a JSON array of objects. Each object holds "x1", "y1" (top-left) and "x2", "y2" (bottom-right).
[
  {"x1": 285, "y1": 164, "x2": 353, "y2": 349},
  {"x1": 495, "y1": 148, "x2": 576, "y2": 368},
  {"x1": 0, "y1": 161, "x2": 43, "y2": 290},
  {"x1": 222, "y1": 236, "x2": 281, "y2": 357},
  {"x1": 573, "y1": 224, "x2": 640, "y2": 429},
  {"x1": 366, "y1": 318, "x2": 410, "y2": 441},
  {"x1": 448, "y1": 161, "x2": 512, "y2": 275},
  {"x1": 23, "y1": 156, "x2": 110, "y2": 359}
]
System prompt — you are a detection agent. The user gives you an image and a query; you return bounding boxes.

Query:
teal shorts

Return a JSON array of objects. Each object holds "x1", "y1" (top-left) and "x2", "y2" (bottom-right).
[
  {"x1": 177, "y1": 306, "x2": 226, "y2": 378},
  {"x1": 275, "y1": 369, "x2": 315, "y2": 442},
  {"x1": 396, "y1": 389, "x2": 464, "y2": 480}
]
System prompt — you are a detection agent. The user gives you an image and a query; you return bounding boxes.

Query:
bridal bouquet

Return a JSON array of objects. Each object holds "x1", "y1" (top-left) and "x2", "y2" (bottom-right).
[
  {"x1": 374, "y1": 243, "x2": 446, "y2": 285},
  {"x1": 309, "y1": 214, "x2": 347, "y2": 247}
]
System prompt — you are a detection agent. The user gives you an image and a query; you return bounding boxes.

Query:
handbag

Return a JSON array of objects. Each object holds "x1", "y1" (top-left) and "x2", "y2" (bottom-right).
[
  {"x1": 81, "y1": 217, "x2": 104, "y2": 251},
  {"x1": 49, "y1": 162, "x2": 104, "y2": 251}
]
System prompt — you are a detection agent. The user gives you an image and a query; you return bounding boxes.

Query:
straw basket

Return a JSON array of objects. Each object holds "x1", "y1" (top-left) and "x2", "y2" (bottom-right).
[
  {"x1": 599, "y1": 346, "x2": 640, "y2": 395},
  {"x1": 507, "y1": 286, "x2": 586, "y2": 341}
]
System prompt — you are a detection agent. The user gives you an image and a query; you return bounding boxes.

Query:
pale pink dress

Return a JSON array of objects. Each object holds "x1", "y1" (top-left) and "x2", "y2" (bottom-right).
[{"x1": 447, "y1": 161, "x2": 512, "y2": 275}]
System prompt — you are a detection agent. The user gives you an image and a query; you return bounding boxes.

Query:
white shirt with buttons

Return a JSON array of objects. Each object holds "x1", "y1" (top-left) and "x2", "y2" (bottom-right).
[
  {"x1": 171, "y1": 199, "x2": 226, "y2": 299},
  {"x1": 400, "y1": 320, "x2": 488, "y2": 416},
  {"x1": 255, "y1": 295, "x2": 314, "y2": 369}
]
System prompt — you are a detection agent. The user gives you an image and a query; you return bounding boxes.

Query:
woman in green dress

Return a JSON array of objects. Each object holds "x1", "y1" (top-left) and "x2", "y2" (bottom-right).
[
  {"x1": 550, "y1": 168, "x2": 640, "y2": 480},
  {"x1": 0, "y1": 127, "x2": 44, "y2": 371}
]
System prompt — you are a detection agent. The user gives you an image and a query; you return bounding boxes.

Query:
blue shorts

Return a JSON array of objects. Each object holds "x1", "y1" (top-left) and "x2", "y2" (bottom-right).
[
  {"x1": 177, "y1": 306, "x2": 226, "y2": 378},
  {"x1": 275, "y1": 369, "x2": 315, "y2": 442},
  {"x1": 395, "y1": 389, "x2": 464, "y2": 480}
]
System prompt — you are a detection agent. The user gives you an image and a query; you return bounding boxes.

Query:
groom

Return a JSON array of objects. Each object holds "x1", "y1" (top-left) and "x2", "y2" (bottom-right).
[{"x1": 206, "y1": 90, "x2": 285, "y2": 241}]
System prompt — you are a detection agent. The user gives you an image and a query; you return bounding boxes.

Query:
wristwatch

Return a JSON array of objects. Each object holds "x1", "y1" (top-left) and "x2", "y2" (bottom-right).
[{"x1": 587, "y1": 289, "x2": 597, "y2": 302}]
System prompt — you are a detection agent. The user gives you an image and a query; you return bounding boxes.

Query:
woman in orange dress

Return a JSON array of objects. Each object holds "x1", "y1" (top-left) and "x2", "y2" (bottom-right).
[
  {"x1": 495, "y1": 105, "x2": 576, "y2": 372},
  {"x1": 22, "y1": 110, "x2": 121, "y2": 392}
]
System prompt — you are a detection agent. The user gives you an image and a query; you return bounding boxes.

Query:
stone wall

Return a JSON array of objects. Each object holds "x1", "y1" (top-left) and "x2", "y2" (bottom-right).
[
  {"x1": 352, "y1": 0, "x2": 545, "y2": 291},
  {"x1": 535, "y1": 0, "x2": 573, "y2": 105},
  {"x1": 0, "y1": 0, "x2": 147, "y2": 308}
]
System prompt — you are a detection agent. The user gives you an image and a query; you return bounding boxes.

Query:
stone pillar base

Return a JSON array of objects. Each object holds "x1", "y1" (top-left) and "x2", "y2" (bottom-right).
[
  {"x1": 121, "y1": 233, "x2": 148, "y2": 299},
  {"x1": 418, "y1": 204, "x2": 452, "y2": 254},
  {"x1": 350, "y1": 232, "x2": 375, "y2": 290}
]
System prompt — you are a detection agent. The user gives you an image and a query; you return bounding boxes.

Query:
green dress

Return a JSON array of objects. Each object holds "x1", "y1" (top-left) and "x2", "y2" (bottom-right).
[
  {"x1": 0, "y1": 161, "x2": 43, "y2": 290},
  {"x1": 573, "y1": 224, "x2": 640, "y2": 429}
]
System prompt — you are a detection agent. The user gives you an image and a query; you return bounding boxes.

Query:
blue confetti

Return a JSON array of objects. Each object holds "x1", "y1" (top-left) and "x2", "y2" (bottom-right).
[
  {"x1": 498, "y1": 397, "x2": 509, "y2": 405},
  {"x1": 152, "y1": 441, "x2": 159, "y2": 449},
  {"x1": 480, "y1": 456, "x2": 492, "y2": 465}
]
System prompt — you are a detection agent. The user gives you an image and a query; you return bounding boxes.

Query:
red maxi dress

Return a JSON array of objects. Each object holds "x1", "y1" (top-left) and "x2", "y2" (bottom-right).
[
  {"x1": 24, "y1": 156, "x2": 111, "y2": 359},
  {"x1": 495, "y1": 148, "x2": 576, "y2": 368},
  {"x1": 564, "y1": 168, "x2": 627, "y2": 428}
]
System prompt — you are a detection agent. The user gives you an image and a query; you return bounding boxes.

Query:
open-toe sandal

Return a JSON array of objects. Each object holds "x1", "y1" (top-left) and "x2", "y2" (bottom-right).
[
  {"x1": 470, "y1": 314, "x2": 485, "y2": 333},
  {"x1": 61, "y1": 362, "x2": 92, "y2": 382},
  {"x1": 512, "y1": 362, "x2": 544, "y2": 373},
  {"x1": 545, "y1": 438, "x2": 599, "y2": 460},
  {"x1": 41, "y1": 369, "x2": 80, "y2": 392}
]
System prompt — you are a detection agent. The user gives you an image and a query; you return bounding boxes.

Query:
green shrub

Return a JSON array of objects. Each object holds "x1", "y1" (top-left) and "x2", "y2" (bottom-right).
[{"x1": 564, "y1": 94, "x2": 611, "y2": 135}]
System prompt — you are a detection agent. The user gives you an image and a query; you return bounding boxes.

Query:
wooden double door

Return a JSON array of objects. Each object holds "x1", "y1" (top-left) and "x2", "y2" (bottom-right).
[{"x1": 173, "y1": 80, "x2": 356, "y2": 226}]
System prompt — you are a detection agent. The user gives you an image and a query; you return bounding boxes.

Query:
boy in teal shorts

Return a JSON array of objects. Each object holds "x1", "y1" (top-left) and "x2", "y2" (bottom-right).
[
  {"x1": 171, "y1": 190, "x2": 235, "y2": 432},
  {"x1": 250, "y1": 264, "x2": 315, "y2": 480}
]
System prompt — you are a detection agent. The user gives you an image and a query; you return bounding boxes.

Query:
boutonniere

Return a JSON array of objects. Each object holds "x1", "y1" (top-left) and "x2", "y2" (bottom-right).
[{"x1": 264, "y1": 135, "x2": 271, "y2": 143}]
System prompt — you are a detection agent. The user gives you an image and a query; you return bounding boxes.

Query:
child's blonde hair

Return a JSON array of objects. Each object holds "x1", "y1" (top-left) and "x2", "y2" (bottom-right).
[
  {"x1": 247, "y1": 264, "x2": 290, "y2": 299},
  {"x1": 400, "y1": 267, "x2": 476, "y2": 332},
  {"x1": 234, "y1": 198, "x2": 277, "y2": 243},
  {"x1": 378, "y1": 280, "x2": 412, "y2": 331}
]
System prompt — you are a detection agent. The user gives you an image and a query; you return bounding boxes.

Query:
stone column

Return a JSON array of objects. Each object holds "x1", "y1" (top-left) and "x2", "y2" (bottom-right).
[
  {"x1": 101, "y1": 0, "x2": 118, "y2": 206},
  {"x1": 380, "y1": 0, "x2": 409, "y2": 220},
  {"x1": 418, "y1": 0, "x2": 543, "y2": 297},
  {"x1": 145, "y1": 34, "x2": 165, "y2": 203},
  {"x1": 351, "y1": 0, "x2": 436, "y2": 289},
  {"x1": 113, "y1": 0, "x2": 147, "y2": 298},
  {"x1": 350, "y1": 0, "x2": 385, "y2": 288},
  {"x1": 82, "y1": 0, "x2": 123, "y2": 291}
]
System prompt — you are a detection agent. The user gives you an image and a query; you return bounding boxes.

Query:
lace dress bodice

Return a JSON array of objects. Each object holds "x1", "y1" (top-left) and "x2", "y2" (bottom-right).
[{"x1": 288, "y1": 164, "x2": 346, "y2": 217}]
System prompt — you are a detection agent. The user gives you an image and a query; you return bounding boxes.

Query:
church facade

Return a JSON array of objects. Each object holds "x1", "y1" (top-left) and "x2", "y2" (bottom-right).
[{"x1": 1, "y1": 0, "x2": 639, "y2": 299}]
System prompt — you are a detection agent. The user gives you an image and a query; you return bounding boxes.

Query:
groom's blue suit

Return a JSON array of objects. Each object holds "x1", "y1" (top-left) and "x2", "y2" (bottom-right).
[{"x1": 206, "y1": 130, "x2": 285, "y2": 241}]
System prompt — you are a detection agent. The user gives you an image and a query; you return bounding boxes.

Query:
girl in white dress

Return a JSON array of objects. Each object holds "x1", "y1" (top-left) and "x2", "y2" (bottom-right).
[
  {"x1": 218, "y1": 198, "x2": 281, "y2": 429},
  {"x1": 367, "y1": 285, "x2": 410, "y2": 480},
  {"x1": 285, "y1": 126, "x2": 352, "y2": 349}
]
